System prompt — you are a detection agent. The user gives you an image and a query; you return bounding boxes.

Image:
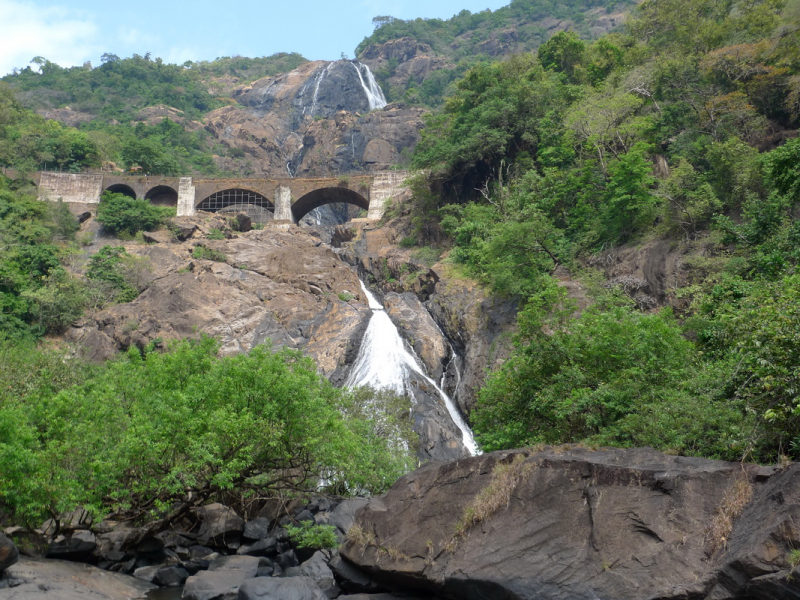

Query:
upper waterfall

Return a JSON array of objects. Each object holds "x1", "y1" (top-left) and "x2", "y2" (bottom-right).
[{"x1": 351, "y1": 61, "x2": 387, "y2": 111}]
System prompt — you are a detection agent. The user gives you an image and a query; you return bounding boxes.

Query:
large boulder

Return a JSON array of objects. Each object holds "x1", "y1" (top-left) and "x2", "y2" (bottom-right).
[
  {"x1": 237, "y1": 576, "x2": 327, "y2": 600},
  {"x1": 0, "y1": 556, "x2": 156, "y2": 599},
  {"x1": 0, "y1": 533, "x2": 19, "y2": 571},
  {"x1": 183, "y1": 555, "x2": 260, "y2": 600},
  {"x1": 341, "y1": 446, "x2": 800, "y2": 600},
  {"x1": 194, "y1": 503, "x2": 245, "y2": 549}
]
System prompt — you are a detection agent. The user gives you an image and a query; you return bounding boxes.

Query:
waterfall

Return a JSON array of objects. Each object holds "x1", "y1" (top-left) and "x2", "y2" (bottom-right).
[
  {"x1": 350, "y1": 62, "x2": 387, "y2": 111},
  {"x1": 347, "y1": 281, "x2": 478, "y2": 456},
  {"x1": 309, "y1": 62, "x2": 333, "y2": 116}
]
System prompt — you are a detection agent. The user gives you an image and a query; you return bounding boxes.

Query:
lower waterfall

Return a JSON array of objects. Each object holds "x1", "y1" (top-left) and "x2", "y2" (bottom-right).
[{"x1": 346, "y1": 281, "x2": 479, "y2": 456}]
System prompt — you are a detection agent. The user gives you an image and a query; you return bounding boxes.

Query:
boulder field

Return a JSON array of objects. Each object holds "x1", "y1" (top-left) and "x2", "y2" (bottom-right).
[{"x1": 3, "y1": 447, "x2": 800, "y2": 599}]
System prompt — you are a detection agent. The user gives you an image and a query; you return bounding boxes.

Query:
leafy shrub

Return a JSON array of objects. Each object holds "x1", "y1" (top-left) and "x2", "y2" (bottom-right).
[
  {"x1": 207, "y1": 227, "x2": 226, "y2": 240},
  {"x1": 0, "y1": 338, "x2": 414, "y2": 527},
  {"x1": 285, "y1": 522, "x2": 339, "y2": 557},
  {"x1": 85, "y1": 245, "x2": 151, "y2": 304},
  {"x1": 192, "y1": 245, "x2": 227, "y2": 262},
  {"x1": 95, "y1": 192, "x2": 173, "y2": 237}
]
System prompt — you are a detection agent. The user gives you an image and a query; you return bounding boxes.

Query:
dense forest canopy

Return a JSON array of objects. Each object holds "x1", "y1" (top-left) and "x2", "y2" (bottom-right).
[{"x1": 402, "y1": 0, "x2": 800, "y2": 462}]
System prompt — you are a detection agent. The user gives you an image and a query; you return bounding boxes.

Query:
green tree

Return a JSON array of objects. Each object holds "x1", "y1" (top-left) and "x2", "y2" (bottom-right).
[{"x1": 95, "y1": 191, "x2": 173, "y2": 237}]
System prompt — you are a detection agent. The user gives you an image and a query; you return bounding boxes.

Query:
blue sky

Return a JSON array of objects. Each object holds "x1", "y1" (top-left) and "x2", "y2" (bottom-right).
[{"x1": 1, "y1": 0, "x2": 511, "y2": 77}]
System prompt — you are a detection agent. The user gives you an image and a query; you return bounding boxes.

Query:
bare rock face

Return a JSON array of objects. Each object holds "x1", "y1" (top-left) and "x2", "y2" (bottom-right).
[
  {"x1": 359, "y1": 38, "x2": 453, "y2": 91},
  {"x1": 383, "y1": 292, "x2": 449, "y2": 381},
  {"x1": 68, "y1": 224, "x2": 371, "y2": 375},
  {"x1": 341, "y1": 446, "x2": 800, "y2": 600}
]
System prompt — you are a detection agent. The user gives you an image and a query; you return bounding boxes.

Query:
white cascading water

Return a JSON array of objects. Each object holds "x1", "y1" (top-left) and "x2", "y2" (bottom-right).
[
  {"x1": 309, "y1": 62, "x2": 333, "y2": 116},
  {"x1": 350, "y1": 62, "x2": 387, "y2": 111},
  {"x1": 346, "y1": 281, "x2": 479, "y2": 455}
]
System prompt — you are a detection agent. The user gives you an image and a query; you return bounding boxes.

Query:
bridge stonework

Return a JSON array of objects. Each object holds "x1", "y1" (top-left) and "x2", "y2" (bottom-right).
[{"x1": 35, "y1": 171, "x2": 411, "y2": 222}]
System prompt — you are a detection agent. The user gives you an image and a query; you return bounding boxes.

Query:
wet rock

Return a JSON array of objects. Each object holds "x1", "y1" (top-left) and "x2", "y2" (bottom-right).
[
  {"x1": 285, "y1": 551, "x2": 338, "y2": 598},
  {"x1": 195, "y1": 504, "x2": 245, "y2": 549},
  {"x1": 153, "y1": 565, "x2": 190, "y2": 587},
  {"x1": 328, "y1": 554, "x2": 382, "y2": 595},
  {"x1": 237, "y1": 576, "x2": 328, "y2": 600},
  {"x1": 0, "y1": 533, "x2": 19, "y2": 571},
  {"x1": 383, "y1": 292, "x2": 448, "y2": 381},
  {"x1": 342, "y1": 446, "x2": 800, "y2": 600},
  {"x1": 243, "y1": 518, "x2": 272, "y2": 542},
  {"x1": 236, "y1": 536, "x2": 278, "y2": 557},
  {"x1": 47, "y1": 530, "x2": 97, "y2": 561},
  {"x1": 183, "y1": 555, "x2": 259, "y2": 600},
  {"x1": 275, "y1": 550, "x2": 299, "y2": 570}
]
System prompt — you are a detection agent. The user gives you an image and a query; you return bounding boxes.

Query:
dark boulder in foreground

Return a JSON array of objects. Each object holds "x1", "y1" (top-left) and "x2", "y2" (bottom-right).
[
  {"x1": 0, "y1": 533, "x2": 18, "y2": 571},
  {"x1": 341, "y1": 446, "x2": 800, "y2": 600}
]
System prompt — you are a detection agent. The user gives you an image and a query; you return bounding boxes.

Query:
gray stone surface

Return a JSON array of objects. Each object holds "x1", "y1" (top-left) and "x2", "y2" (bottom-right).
[
  {"x1": 236, "y1": 576, "x2": 327, "y2": 600},
  {"x1": 183, "y1": 555, "x2": 260, "y2": 600},
  {"x1": 0, "y1": 556, "x2": 156, "y2": 599}
]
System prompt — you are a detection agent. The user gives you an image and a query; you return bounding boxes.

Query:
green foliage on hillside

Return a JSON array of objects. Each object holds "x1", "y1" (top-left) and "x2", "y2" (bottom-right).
[
  {"x1": 4, "y1": 54, "x2": 220, "y2": 120},
  {"x1": 1, "y1": 52, "x2": 310, "y2": 176},
  {"x1": 0, "y1": 177, "x2": 86, "y2": 340},
  {"x1": 408, "y1": 0, "x2": 800, "y2": 461},
  {"x1": 95, "y1": 191, "x2": 174, "y2": 236},
  {"x1": 186, "y1": 53, "x2": 308, "y2": 84},
  {"x1": 359, "y1": 0, "x2": 635, "y2": 60},
  {"x1": 362, "y1": 0, "x2": 634, "y2": 106},
  {"x1": 0, "y1": 337, "x2": 415, "y2": 526},
  {"x1": 0, "y1": 84, "x2": 101, "y2": 172}
]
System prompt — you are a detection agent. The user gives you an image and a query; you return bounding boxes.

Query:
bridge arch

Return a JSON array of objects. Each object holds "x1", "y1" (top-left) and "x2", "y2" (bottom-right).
[
  {"x1": 197, "y1": 188, "x2": 274, "y2": 223},
  {"x1": 105, "y1": 183, "x2": 136, "y2": 199},
  {"x1": 292, "y1": 187, "x2": 369, "y2": 223},
  {"x1": 145, "y1": 185, "x2": 178, "y2": 206}
]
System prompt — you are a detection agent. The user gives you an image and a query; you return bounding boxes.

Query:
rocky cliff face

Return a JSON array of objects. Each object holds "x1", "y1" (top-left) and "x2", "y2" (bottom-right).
[
  {"x1": 334, "y1": 220, "x2": 518, "y2": 417},
  {"x1": 68, "y1": 214, "x2": 482, "y2": 462},
  {"x1": 204, "y1": 60, "x2": 424, "y2": 178},
  {"x1": 341, "y1": 446, "x2": 800, "y2": 600},
  {"x1": 68, "y1": 215, "x2": 370, "y2": 381}
]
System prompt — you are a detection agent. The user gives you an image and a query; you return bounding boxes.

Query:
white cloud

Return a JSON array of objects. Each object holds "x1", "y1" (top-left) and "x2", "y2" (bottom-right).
[{"x1": 0, "y1": 0, "x2": 98, "y2": 76}]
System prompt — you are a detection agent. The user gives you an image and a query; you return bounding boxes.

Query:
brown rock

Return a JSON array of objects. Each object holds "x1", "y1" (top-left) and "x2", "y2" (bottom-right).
[
  {"x1": 0, "y1": 532, "x2": 19, "y2": 571},
  {"x1": 341, "y1": 447, "x2": 800, "y2": 600}
]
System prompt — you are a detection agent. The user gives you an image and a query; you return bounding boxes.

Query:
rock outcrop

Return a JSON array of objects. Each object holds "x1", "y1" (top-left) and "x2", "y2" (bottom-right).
[
  {"x1": 0, "y1": 556, "x2": 156, "y2": 599},
  {"x1": 340, "y1": 446, "x2": 800, "y2": 600},
  {"x1": 68, "y1": 220, "x2": 371, "y2": 379}
]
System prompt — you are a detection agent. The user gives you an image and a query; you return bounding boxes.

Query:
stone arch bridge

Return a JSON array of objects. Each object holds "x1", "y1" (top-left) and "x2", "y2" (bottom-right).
[{"x1": 35, "y1": 171, "x2": 411, "y2": 223}]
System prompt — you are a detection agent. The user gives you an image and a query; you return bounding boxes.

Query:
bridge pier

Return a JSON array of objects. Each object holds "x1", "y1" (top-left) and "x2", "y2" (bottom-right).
[
  {"x1": 273, "y1": 186, "x2": 294, "y2": 223},
  {"x1": 177, "y1": 177, "x2": 196, "y2": 217}
]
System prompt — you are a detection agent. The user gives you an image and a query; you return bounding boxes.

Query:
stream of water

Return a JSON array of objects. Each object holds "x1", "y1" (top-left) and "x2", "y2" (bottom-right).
[{"x1": 346, "y1": 281, "x2": 478, "y2": 455}]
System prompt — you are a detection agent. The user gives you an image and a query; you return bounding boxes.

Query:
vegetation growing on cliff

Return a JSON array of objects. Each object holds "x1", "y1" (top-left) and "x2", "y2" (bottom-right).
[{"x1": 405, "y1": 0, "x2": 800, "y2": 461}]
